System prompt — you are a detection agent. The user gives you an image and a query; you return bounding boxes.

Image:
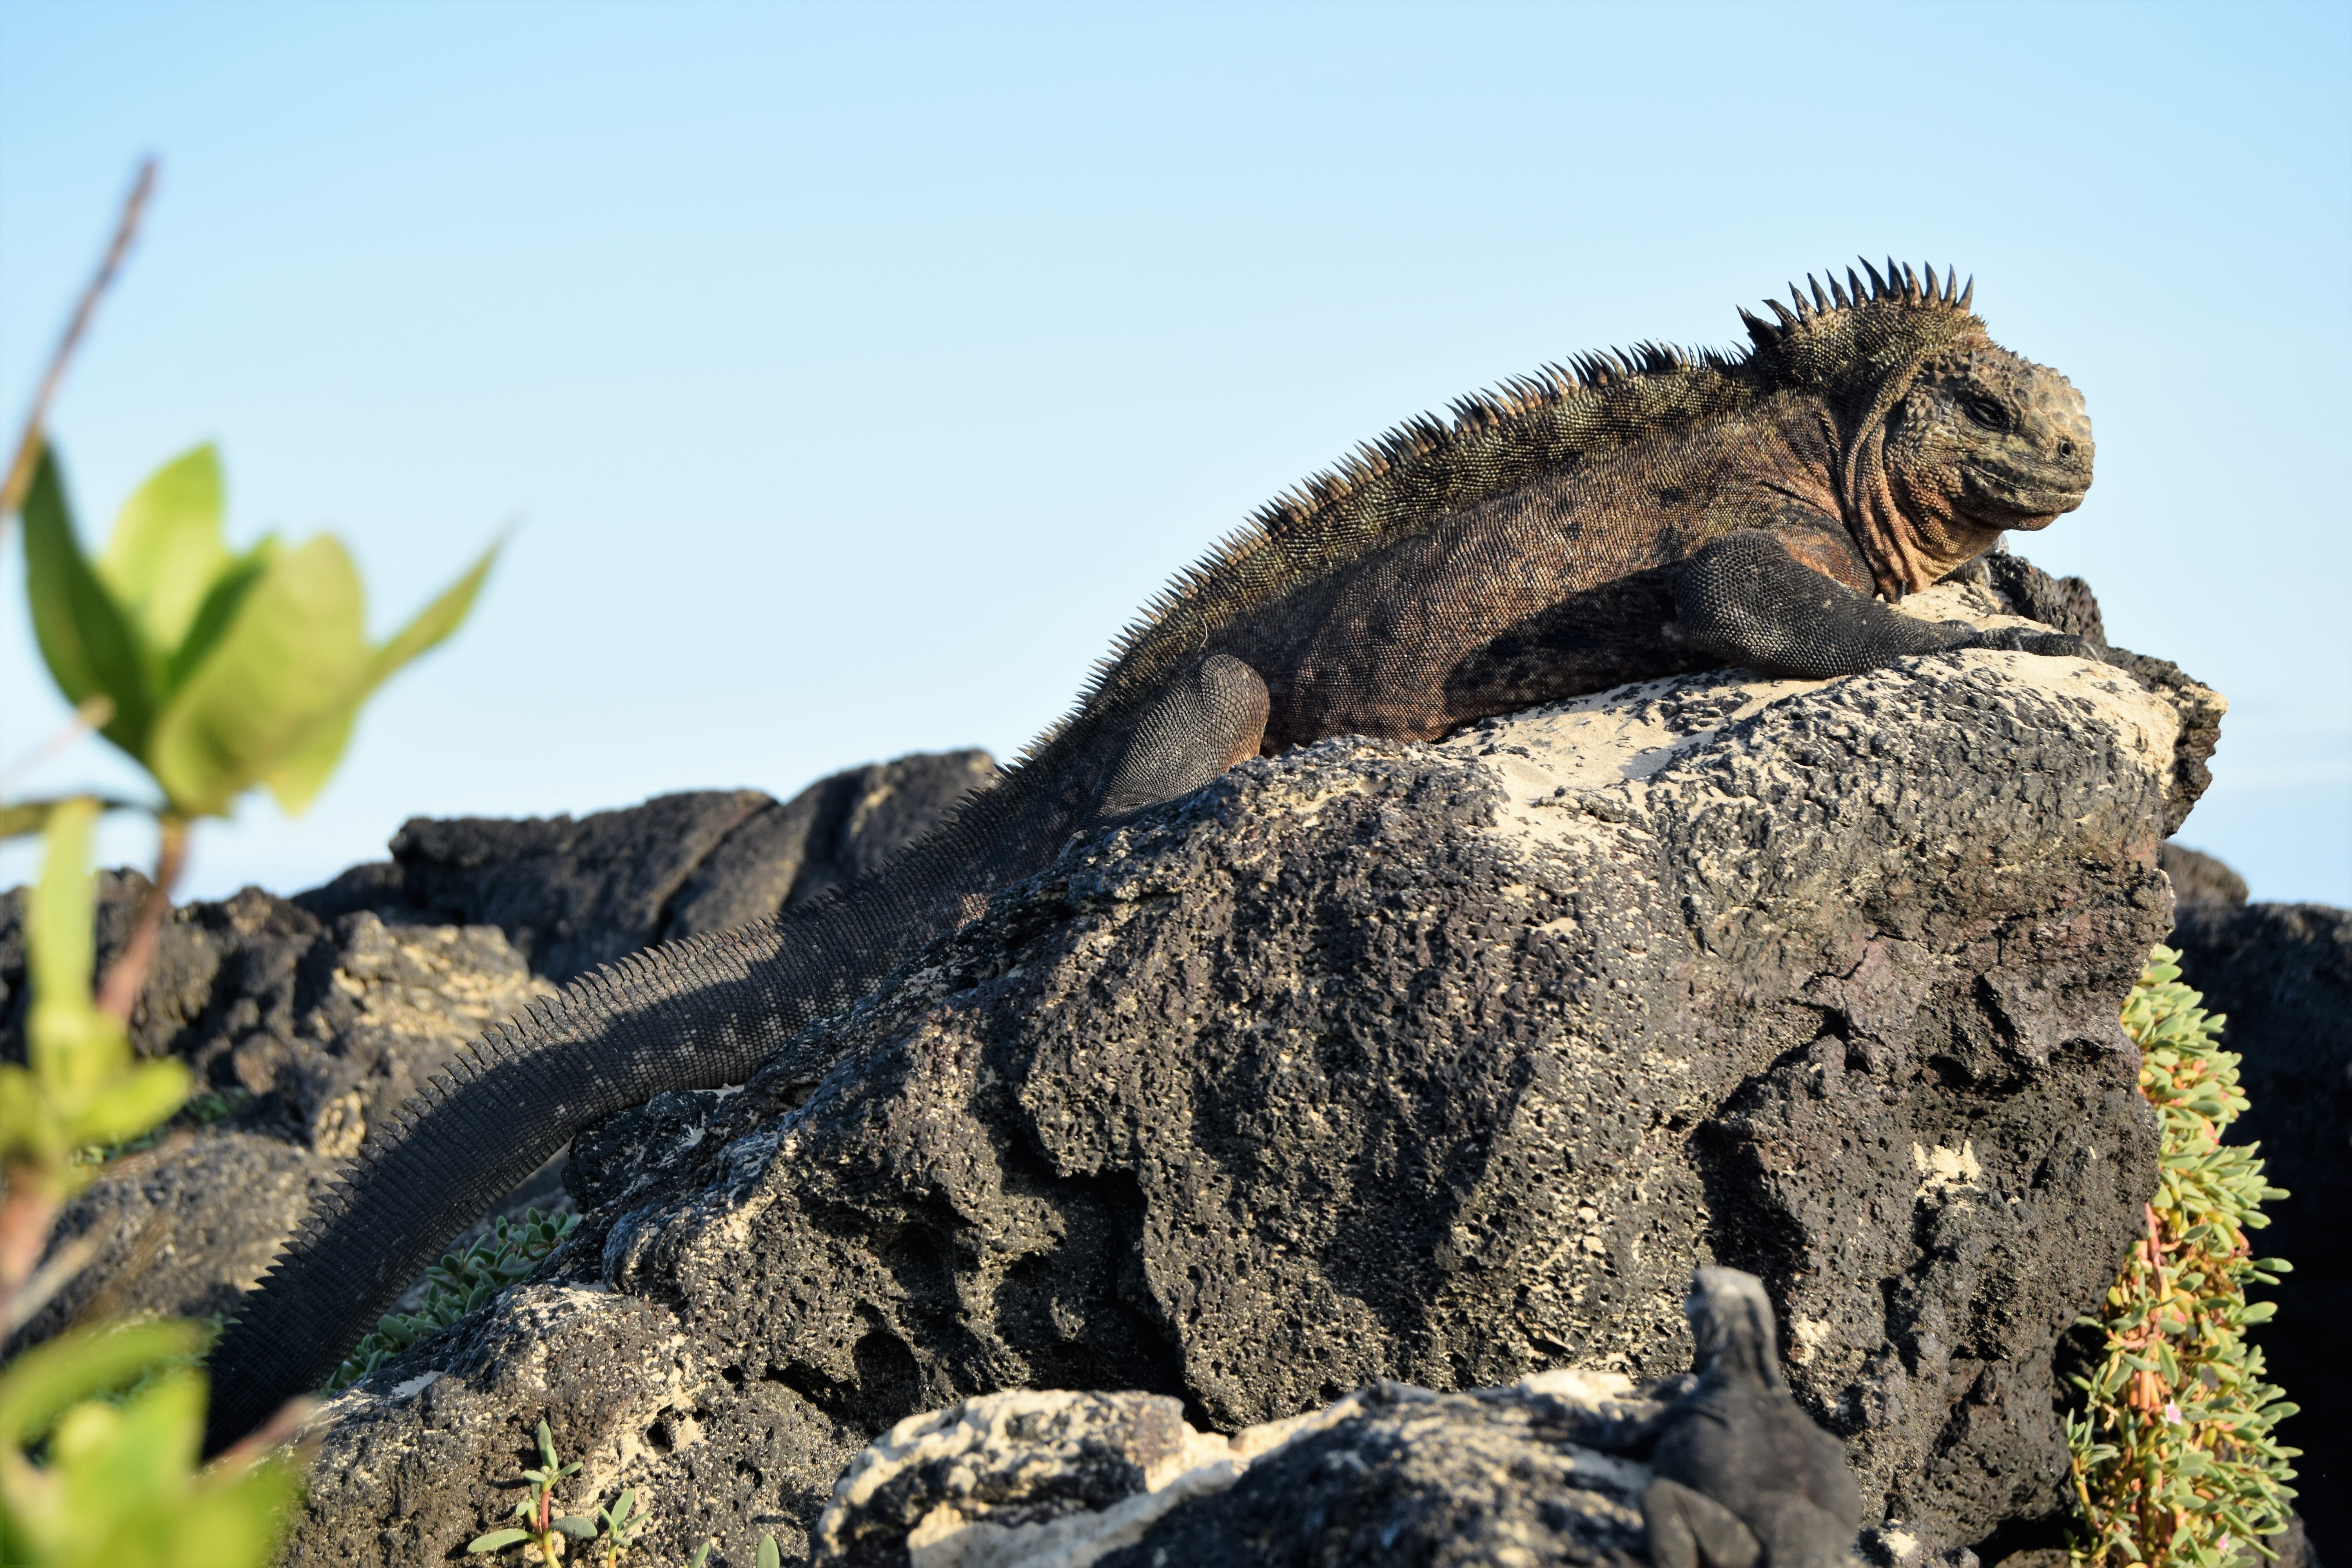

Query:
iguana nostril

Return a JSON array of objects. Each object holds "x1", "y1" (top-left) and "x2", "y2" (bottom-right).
[{"x1": 2058, "y1": 439, "x2": 2076, "y2": 458}]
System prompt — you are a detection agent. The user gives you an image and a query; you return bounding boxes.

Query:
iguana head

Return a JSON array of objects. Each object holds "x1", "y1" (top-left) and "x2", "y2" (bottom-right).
[
  {"x1": 1746, "y1": 259, "x2": 2094, "y2": 598},
  {"x1": 1685, "y1": 1265, "x2": 1787, "y2": 1392},
  {"x1": 1883, "y1": 345, "x2": 2093, "y2": 578}
]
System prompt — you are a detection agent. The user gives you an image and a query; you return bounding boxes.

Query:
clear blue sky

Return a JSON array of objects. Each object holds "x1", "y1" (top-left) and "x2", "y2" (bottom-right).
[{"x1": 2, "y1": 0, "x2": 2347, "y2": 906}]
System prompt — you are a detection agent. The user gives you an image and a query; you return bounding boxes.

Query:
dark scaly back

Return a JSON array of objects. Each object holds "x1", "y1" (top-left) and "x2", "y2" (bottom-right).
[{"x1": 1066, "y1": 255, "x2": 1985, "y2": 730}]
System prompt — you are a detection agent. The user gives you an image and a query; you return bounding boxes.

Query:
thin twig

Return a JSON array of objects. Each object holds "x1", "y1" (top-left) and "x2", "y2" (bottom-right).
[
  {"x1": 0, "y1": 1232, "x2": 100, "y2": 1339},
  {"x1": 94, "y1": 812, "x2": 187, "y2": 1025},
  {"x1": 204, "y1": 1395, "x2": 317, "y2": 1474},
  {"x1": 0, "y1": 1182, "x2": 62, "y2": 1311},
  {"x1": 0, "y1": 159, "x2": 158, "y2": 530}
]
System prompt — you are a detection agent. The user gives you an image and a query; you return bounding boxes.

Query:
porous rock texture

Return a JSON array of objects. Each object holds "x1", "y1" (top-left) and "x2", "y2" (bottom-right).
[
  {"x1": 811, "y1": 1375, "x2": 1665, "y2": 1568},
  {"x1": 0, "y1": 749, "x2": 992, "y2": 1355},
  {"x1": 2160, "y1": 857, "x2": 2351, "y2": 1548},
  {"x1": 278, "y1": 581, "x2": 2210, "y2": 1568}
]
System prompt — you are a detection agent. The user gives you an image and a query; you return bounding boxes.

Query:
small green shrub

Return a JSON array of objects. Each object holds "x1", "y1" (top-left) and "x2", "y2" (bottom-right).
[
  {"x1": 465, "y1": 1417, "x2": 725, "y2": 1566},
  {"x1": 2067, "y1": 946, "x2": 2299, "y2": 1566},
  {"x1": 327, "y1": 1208, "x2": 581, "y2": 1392}
]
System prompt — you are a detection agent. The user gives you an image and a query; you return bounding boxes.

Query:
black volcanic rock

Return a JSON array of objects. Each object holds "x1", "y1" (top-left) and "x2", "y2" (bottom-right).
[
  {"x1": 278, "y1": 581, "x2": 2211, "y2": 1567},
  {"x1": 0, "y1": 750, "x2": 993, "y2": 1362},
  {"x1": 348, "y1": 748, "x2": 997, "y2": 982}
]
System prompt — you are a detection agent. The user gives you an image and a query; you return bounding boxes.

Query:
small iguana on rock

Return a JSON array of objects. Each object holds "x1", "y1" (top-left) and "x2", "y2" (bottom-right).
[
  {"x1": 1646, "y1": 1268, "x2": 1862, "y2": 1568},
  {"x1": 202, "y1": 258, "x2": 2096, "y2": 1453}
]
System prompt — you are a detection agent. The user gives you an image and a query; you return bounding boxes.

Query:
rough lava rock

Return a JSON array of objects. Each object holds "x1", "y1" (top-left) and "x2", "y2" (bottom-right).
[
  {"x1": 0, "y1": 902, "x2": 555, "y2": 1352},
  {"x1": 303, "y1": 749, "x2": 998, "y2": 981},
  {"x1": 812, "y1": 1374, "x2": 1667, "y2": 1568},
  {"x1": 0, "y1": 750, "x2": 992, "y2": 1356},
  {"x1": 277, "y1": 580, "x2": 2210, "y2": 1567}
]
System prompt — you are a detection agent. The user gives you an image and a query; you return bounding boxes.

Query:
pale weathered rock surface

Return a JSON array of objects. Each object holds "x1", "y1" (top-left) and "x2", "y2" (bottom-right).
[
  {"x1": 813, "y1": 1374, "x2": 1668, "y2": 1568},
  {"x1": 276, "y1": 583, "x2": 2205, "y2": 1567}
]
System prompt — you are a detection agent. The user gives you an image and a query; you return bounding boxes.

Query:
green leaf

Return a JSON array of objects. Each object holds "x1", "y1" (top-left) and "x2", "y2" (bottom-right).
[
  {"x1": 261, "y1": 703, "x2": 358, "y2": 818},
  {"x1": 466, "y1": 1528, "x2": 531, "y2": 1552},
  {"x1": 146, "y1": 535, "x2": 370, "y2": 817},
  {"x1": 98, "y1": 444, "x2": 232, "y2": 657},
  {"x1": 165, "y1": 544, "x2": 272, "y2": 693},
  {"x1": 27, "y1": 797, "x2": 99, "y2": 1010},
  {"x1": 21, "y1": 445, "x2": 159, "y2": 757},
  {"x1": 0, "y1": 796, "x2": 143, "y2": 843},
  {"x1": 59, "y1": 1058, "x2": 191, "y2": 1148},
  {"x1": 553, "y1": 1515, "x2": 597, "y2": 1537},
  {"x1": 689, "y1": 1545, "x2": 712, "y2": 1568},
  {"x1": 370, "y1": 539, "x2": 499, "y2": 688},
  {"x1": 0, "y1": 1319, "x2": 206, "y2": 1446},
  {"x1": 759, "y1": 1533, "x2": 782, "y2": 1568}
]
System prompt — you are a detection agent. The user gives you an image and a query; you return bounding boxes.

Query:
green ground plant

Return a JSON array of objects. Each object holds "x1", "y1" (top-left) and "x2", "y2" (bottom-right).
[
  {"x1": 466, "y1": 1418, "x2": 726, "y2": 1566},
  {"x1": 328, "y1": 1207, "x2": 581, "y2": 1392},
  {"x1": 1, "y1": 165, "x2": 499, "y2": 1564},
  {"x1": 2067, "y1": 946, "x2": 2299, "y2": 1566}
]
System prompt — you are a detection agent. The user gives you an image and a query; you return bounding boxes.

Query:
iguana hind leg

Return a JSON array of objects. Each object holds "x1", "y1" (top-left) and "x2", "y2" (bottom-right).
[
  {"x1": 1093, "y1": 653, "x2": 1270, "y2": 820},
  {"x1": 1676, "y1": 529, "x2": 2096, "y2": 679},
  {"x1": 1644, "y1": 1478, "x2": 1764, "y2": 1568}
]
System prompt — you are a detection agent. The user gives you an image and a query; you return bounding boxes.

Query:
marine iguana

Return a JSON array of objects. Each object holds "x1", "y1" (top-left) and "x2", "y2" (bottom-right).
[
  {"x1": 1646, "y1": 1268, "x2": 1862, "y2": 1568},
  {"x1": 202, "y1": 258, "x2": 2096, "y2": 1453}
]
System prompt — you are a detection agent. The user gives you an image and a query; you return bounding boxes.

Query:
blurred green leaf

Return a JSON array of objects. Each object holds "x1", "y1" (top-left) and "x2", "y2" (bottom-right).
[
  {"x1": 57, "y1": 1060, "x2": 190, "y2": 1150},
  {"x1": 260, "y1": 704, "x2": 357, "y2": 818},
  {"x1": 0, "y1": 1322, "x2": 204, "y2": 1448},
  {"x1": 25, "y1": 798, "x2": 98, "y2": 1014},
  {"x1": 146, "y1": 535, "x2": 369, "y2": 817},
  {"x1": 2, "y1": 1350, "x2": 297, "y2": 1568},
  {"x1": 372, "y1": 540, "x2": 498, "y2": 687},
  {"x1": 0, "y1": 799, "x2": 142, "y2": 844},
  {"x1": 96, "y1": 446, "x2": 230, "y2": 659},
  {"x1": 162, "y1": 544, "x2": 271, "y2": 695},
  {"x1": 21, "y1": 448, "x2": 157, "y2": 757}
]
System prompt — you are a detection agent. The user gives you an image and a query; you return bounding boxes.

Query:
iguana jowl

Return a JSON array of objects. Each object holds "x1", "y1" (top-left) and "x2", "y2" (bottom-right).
[{"x1": 202, "y1": 258, "x2": 2095, "y2": 1452}]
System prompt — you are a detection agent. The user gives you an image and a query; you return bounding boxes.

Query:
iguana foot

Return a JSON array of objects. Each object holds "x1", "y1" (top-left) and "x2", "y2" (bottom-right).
[
  {"x1": 1092, "y1": 653, "x2": 1270, "y2": 820},
  {"x1": 1678, "y1": 532, "x2": 2098, "y2": 679},
  {"x1": 1963, "y1": 625, "x2": 2101, "y2": 661}
]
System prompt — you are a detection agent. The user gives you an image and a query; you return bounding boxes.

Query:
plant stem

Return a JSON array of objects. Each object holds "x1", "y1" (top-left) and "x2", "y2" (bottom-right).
[
  {"x1": 0, "y1": 160, "x2": 156, "y2": 534},
  {"x1": 0, "y1": 1172, "x2": 62, "y2": 1313},
  {"x1": 95, "y1": 813, "x2": 187, "y2": 1026}
]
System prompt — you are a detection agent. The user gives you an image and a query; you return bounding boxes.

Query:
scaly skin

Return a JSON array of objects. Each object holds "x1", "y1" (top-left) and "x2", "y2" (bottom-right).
[
  {"x1": 203, "y1": 257, "x2": 2095, "y2": 1454},
  {"x1": 1645, "y1": 1269, "x2": 1864, "y2": 1568}
]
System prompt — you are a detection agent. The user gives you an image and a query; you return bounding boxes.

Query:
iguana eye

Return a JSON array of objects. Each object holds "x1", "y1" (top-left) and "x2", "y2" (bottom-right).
[{"x1": 1959, "y1": 392, "x2": 2013, "y2": 432}]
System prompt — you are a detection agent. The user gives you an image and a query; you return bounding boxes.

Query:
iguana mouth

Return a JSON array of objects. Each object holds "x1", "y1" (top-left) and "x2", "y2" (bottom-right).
[{"x1": 1958, "y1": 462, "x2": 2088, "y2": 530}]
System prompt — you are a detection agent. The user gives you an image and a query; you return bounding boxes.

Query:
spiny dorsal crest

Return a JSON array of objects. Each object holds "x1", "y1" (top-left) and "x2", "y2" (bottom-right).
[
  {"x1": 1738, "y1": 256, "x2": 1984, "y2": 392},
  {"x1": 1057, "y1": 257, "x2": 1982, "y2": 731}
]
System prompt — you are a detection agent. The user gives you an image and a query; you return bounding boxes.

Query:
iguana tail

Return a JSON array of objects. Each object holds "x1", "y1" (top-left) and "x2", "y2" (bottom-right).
[
  {"x1": 200, "y1": 915, "x2": 814, "y2": 1454},
  {"x1": 200, "y1": 655, "x2": 1271, "y2": 1456}
]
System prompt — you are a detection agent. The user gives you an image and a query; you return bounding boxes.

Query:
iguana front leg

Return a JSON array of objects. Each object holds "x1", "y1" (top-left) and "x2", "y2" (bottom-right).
[
  {"x1": 1092, "y1": 653, "x2": 1270, "y2": 820},
  {"x1": 1675, "y1": 529, "x2": 2096, "y2": 679}
]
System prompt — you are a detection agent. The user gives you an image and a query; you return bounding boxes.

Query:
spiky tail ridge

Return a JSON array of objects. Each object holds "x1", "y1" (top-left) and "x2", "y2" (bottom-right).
[{"x1": 200, "y1": 727, "x2": 1104, "y2": 1457}]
